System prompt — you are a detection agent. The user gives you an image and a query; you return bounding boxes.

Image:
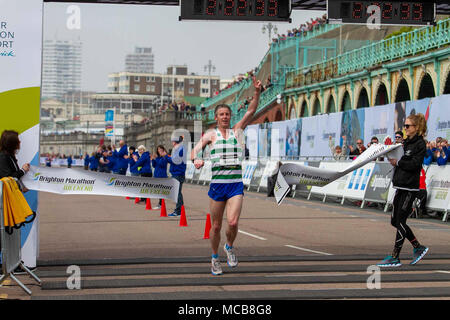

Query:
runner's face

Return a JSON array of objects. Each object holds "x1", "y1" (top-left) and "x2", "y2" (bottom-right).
[{"x1": 215, "y1": 107, "x2": 231, "y2": 128}]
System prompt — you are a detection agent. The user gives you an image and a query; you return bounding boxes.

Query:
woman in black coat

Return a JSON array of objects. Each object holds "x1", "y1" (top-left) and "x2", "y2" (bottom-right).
[
  {"x1": 0, "y1": 130, "x2": 30, "y2": 179},
  {"x1": 377, "y1": 114, "x2": 429, "y2": 267}
]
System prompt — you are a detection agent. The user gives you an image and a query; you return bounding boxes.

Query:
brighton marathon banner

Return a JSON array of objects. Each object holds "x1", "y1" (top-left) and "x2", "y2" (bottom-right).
[
  {"x1": 22, "y1": 166, "x2": 180, "y2": 202},
  {"x1": 0, "y1": 0, "x2": 43, "y2": 268},
  {"x1": 274, "y1": 143, "x2": 402, "y2": 205}
]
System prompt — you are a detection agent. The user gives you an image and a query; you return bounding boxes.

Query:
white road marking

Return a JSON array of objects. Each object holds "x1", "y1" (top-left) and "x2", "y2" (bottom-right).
[
  {"x1": 285, "y1": 245, "x2": 333, "y2": 256},
  {"x1": 238, "y1": 230, "x2": 267, "y2": 241},
  {"x1": 436, "y1": 271, "x2": 450, "y2": 274}
]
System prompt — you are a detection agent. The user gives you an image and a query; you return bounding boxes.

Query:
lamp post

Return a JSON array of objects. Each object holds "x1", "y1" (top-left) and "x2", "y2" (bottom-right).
[
  {"x1": 204, "y1": 59, "x2": 216, "y2": 98},
  {"x1": 262, "y1": 23, "x2": 278, "y2": 44}
]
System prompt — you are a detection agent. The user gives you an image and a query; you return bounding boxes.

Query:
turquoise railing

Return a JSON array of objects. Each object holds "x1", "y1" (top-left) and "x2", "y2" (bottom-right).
[
  {"x1": 201, "y1": 22, "x2": 341, "y2": 112},
  {"x1": 286, "y1": 18, "x2": 450, "y2": 89}
]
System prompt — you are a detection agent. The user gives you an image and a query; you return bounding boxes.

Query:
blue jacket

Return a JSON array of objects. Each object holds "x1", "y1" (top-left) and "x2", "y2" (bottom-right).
[
  {"x1": 165, "y1": 144, "x2": 186, "y2": 177},
  {"x1": 107, "y1": 155, "x2": 116, "y2": 171},
  {"x1": 131, "y1": 151, "x2": 152, "y2": 175},
  {"x1": 128, "y1": 152, "x2": 140, "y2": 174},
  {"x1": 152, "y1": 156, "x2": 169, "y2": 178},
  {"x1": 89, "y1": 155, "x2": 98, "y2": 170},
  {"x1": 113, "y1": 144, "x2": 129, "y2": 171},
  {"x1": 67, "y1": 157, "x2": 72, "y2": 165},
  {"x1": 437, "y1": 146, "x2": 449, "y2": 166},
  {"x1": 84, "y1": 156, "x2": 90, "y2": 167}
]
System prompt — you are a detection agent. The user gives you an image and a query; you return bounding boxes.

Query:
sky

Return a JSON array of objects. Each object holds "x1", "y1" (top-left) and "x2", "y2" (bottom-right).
[{"x1": 43, "y1": 3, "x2": 322, "y2": 92}]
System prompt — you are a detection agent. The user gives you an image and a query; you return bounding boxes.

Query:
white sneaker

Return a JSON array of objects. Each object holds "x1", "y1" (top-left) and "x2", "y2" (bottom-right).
[
  {"x1": 211, "y1": 257, "x2": 223, "y2": 275},
  {"x1": 224, "y1": 244, "x2": 238, "y2": 267},
  {"x1": 153, "y1": 206, "x2": 160, "y2": 209}
]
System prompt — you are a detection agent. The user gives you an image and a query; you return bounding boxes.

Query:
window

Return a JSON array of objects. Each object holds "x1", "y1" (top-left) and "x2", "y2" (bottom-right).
[
  {"x1": 202, "y1": 79, "x2": 209, "y2": 84},
  {"x1": 189, "y1": 79, "x2": 195, "y2": 85},
  {"x1": 189, "y1": 88, "x2": 194, "y2": 94},
  {"x1": 134, "y1": 76, "x2": 140, "y2": 81},
  {"x1": 134, "y1": 84, "x2": 140, "y2": 92},
  {"x1": 201, "y1": 88, "x2": 209, "y2": 94}
]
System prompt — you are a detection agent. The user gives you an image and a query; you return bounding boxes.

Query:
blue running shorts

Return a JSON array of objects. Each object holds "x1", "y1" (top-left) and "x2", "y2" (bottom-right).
[{"x1": 208, "y1": 182, "x2": 244, "y2": 202}]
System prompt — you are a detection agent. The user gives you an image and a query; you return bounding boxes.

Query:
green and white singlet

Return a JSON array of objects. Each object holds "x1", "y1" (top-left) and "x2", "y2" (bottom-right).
[{"x1": 210, "y1": 128, "x2": 243, "y2": 184}]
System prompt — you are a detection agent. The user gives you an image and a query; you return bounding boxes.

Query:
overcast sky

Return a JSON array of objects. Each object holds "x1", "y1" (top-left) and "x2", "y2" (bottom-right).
[{"x1": 43, "y1": 3, "x2": 322, "y2": 92}]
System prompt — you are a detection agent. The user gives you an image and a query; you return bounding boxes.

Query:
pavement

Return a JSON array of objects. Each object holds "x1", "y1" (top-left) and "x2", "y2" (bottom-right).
[{"x1": 1, "y1": 182, "x2": 450, "y2": 300}]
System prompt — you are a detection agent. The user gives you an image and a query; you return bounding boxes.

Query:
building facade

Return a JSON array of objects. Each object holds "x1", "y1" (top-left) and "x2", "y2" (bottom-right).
[
  {"x1": 108, "y1": 65, "x2": 221, "y2": 103},
  {"x1": 42, "y1": 39, "x2": 82, "y2": 101},
  {"x1": 125, "y1": 47, "x2": 154, "y2": 73}
]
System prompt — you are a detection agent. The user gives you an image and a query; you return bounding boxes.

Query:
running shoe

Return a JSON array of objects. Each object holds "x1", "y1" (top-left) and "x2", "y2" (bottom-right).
[
  {"x1": 153, "y1": 206, "x2": 160, "y2": 210},
  {"x1": 376, "y1": 255, "x2": 402, "y2": 267},
  {"x1": 224, "y1": 244, "x2": 238, "y2": 268},
  {"x1": 410, "y1": 245, "x2": 429, "y2": 265},
  {"x1": 211, "y1": 257, "x2": 223, "y2": 276},
  {"x1": 168, "y1": 212, "x2": 180, "y2": 217}
]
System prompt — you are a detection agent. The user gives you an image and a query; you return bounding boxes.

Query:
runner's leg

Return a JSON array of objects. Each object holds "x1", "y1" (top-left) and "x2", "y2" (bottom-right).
[
  {"x1": 225, "y1": 194, "x2": 243, "y2": 248},
  {"x1": 210, "y1": 198, "x2": 226, "y2": 255}
]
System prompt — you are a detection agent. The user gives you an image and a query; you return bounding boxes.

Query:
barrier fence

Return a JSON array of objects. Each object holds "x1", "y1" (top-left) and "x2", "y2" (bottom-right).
[
  {"x1": 185, "y1": 160, "x2": 450, "y2": 222},
  {"x1": 0, "y1": 180, "x2": 41, "y2": 295}
]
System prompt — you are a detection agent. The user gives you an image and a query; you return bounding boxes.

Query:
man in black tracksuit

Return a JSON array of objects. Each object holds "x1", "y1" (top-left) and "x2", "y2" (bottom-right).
[{"x1": 377, "y1": 114, "x2": 429, "y2": 267}]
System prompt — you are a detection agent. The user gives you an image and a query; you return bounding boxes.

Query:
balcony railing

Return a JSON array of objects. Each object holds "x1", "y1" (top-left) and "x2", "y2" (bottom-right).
[{"x1": 286, "y1": 18, "x2": 450, "y2": 89}]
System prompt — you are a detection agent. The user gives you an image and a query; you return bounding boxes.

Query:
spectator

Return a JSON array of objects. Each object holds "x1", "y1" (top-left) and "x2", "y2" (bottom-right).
[
  {"x1": 67, "y1": 155, "x2": 73, "y2": 168},
  {"x1": 436, "y1": 139, "x2": 449, "y2": 166},
  {"x1": 83, "y1": 152, "x2": 90, "y2": 170},
  {"x1": 329, "y1": 135, "x2": 347, "y2": 161},
  {"x1": 151, "y1": 145, "x2": 169, "y2": 209},
  {"x1": 128, "y1": 146, "x2": 140, "y2": 176},
  {"x1": 394, "y1": 131, "x2": 404, "y2": 144},
  {"x1": 0, "y1": 130, "x2": 32, "y2": 272},
  {"x1": 164, "y1": 135, "x2": 187, "y2": 217},
  {"x1": 349, "y1": 138, "x2": 366, "y2": 159},
  {"x1": 89, "y1": 151, "x2": 98, "y2": 171},
  {"x1": 368, "y1": 136, "x2": 384, "y2": 161},
  {"x1": 112, "y1": 140, "x2": 129, "y2": 175},
  {"x1": 131, "y1": 145, "x2": 152, "y2": 178},
  {"x1": 0, "y1": 130, "x2": 30, "y2": 181}
]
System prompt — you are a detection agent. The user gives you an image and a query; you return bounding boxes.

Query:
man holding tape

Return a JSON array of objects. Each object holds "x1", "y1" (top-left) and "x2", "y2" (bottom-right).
[{"x1": 191, "y1": 76, "x2": 262, "y2": 276}]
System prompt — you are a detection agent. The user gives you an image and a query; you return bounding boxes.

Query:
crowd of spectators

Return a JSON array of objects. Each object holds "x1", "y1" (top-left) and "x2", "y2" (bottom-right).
[
  {"x1": 272, "y1": 14, "x2": 328, "y2": 45},
  {"x1": 424, "y1": 137, "x2": 449, "y2": 166}
]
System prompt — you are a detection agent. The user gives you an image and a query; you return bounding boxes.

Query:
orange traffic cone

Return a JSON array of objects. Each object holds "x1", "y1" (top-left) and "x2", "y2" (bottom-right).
[
  {"x1": 160, "y1": 199, "x2": 167, "y2": 217},
  {"x1": 145, "y1": 198, "x2": 152, "y2": 210},
  {"x1": 203, "y1": 213, "x2": 211, "y2": 239},
  {"x1": 134, "y1": 197, "x2": 140, "y2": 204},
  {"x1": 179, "y1": 205, "x2": 188, "y2": 227},
  {"x1": 126, "y1": 197, "x2": 130, "y2": 200}
]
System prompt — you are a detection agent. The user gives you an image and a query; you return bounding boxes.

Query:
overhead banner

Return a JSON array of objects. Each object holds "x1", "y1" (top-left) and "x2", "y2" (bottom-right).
[
  {"x1": 275, "y1": 143, "x2": 402, "y2": 205},
  {"x1": 22, "y1": 166, "x2": 180, "y2": 202},
  {"x1": 0, "y1": 0, "x2": 43, "y2": 268}
]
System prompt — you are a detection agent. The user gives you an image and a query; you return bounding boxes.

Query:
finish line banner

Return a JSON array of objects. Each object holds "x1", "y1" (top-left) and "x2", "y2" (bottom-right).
[
  {"x1": 22, "y1": 166, "x2": 180, "y2": 202},
  {"x1": 274, "y1": 143, "x2": 402, "y2": 205}
]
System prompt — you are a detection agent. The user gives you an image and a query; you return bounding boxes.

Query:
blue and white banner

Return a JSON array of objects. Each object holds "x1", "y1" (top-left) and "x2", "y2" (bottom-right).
[{"x1": 22, "y1": 166, "x2": 180, "y2": 202}]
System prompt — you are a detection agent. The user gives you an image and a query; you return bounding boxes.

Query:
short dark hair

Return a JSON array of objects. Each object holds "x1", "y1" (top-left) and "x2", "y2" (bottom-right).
[
  {"x1": 0, "y1": 130, "x2": 20, "y2": 156},
  {"x1": 395, "y1": 131, "x2": 403, "y2": 138},
  {"x1": 214, "y1": 104, "x2": 232, "y2": 116}
]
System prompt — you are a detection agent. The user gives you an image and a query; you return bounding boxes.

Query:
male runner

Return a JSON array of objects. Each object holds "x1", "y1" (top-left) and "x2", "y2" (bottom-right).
[{"x1": 191, "y1": 76, "x2": 262, "y2": 275}]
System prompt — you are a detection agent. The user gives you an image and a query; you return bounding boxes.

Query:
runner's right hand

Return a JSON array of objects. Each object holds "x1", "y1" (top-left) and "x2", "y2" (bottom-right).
[{"x1": 194, "y1": 159, "x2": 204, "y2": 169}]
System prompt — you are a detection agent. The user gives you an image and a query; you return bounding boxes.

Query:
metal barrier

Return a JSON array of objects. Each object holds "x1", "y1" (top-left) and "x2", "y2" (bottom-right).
[{"x1": 0, "y1": 180, "x2": 41, "y2": 296}]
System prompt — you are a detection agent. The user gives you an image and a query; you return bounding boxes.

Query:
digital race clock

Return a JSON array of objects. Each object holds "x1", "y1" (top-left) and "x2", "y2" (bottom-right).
[
  {"x1": 180, "y1": 0, "x2": 292, "y2": 22},
  {"x1": 327, "y1": 1, "x2": 436, "y2": 26}
]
